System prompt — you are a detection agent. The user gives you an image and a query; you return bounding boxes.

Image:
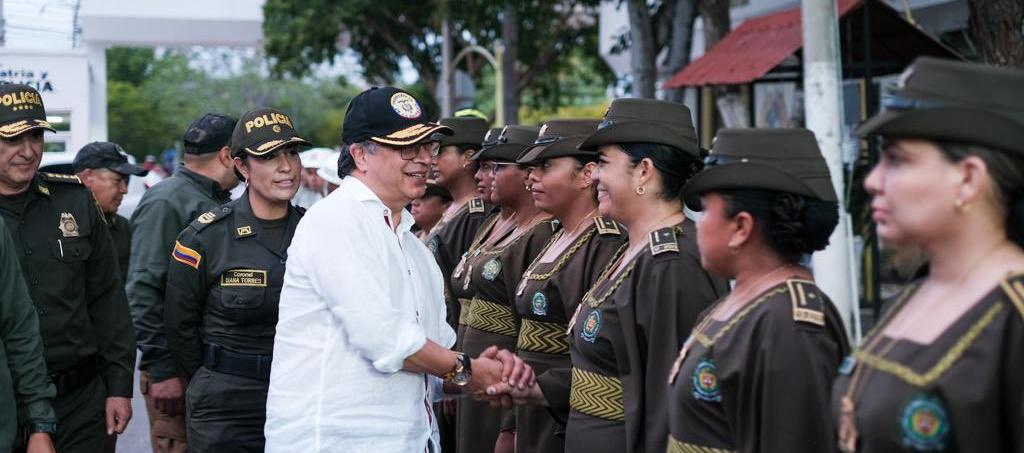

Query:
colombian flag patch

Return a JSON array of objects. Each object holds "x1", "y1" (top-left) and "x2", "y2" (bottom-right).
[{"x1": 172, "y1": 241, "x2": 201, "y2": 269}]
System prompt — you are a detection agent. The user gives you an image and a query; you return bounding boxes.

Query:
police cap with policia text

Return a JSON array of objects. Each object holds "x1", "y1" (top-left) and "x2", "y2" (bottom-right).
[
  {"x1": 341, "y1": 86, "x2": 452, "y2": 146},
  {"x1": 0, "y1": 84, "x2": 55, "y2": 139},
  {"x1": 183, "y1": 113, "x2": 237, "y2": 154},
  {"x1": 231, "y1": 107, "x2": 312, "y2": 159}
]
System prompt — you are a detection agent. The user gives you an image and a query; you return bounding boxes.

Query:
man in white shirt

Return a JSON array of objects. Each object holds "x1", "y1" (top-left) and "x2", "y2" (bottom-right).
[{"x1": 265, "y1": 87, "x2": 531, "y2": 453}]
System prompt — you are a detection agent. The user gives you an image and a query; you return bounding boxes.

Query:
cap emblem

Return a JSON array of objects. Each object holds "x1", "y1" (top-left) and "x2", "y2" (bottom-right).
[{"x1": 390, "y1": 92, "x2": 422, "y2": 119}]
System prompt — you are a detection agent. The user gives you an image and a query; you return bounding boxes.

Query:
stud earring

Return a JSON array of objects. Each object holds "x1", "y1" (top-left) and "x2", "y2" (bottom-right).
[{"x1": 635, "y1": 186, "x2": 646, "y2": 196}]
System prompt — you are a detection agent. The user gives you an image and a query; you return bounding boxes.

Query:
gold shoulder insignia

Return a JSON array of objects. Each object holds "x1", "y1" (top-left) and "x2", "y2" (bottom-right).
[
  {"x1": 998, "y1": 273, "x2": 1024, "y2": 320},
  {"x1": 593, "y1": 216, "x2": 621, "y2": 235},
  {"x1": 787, "y1": 279, "x2": 825, "y2": 326},
  {"x1": 469, "y1": 198, "x2": 486, "y2": 214},
  {"x1": 40, "y1": 172, "x2": 83, "y2": 184},
  {"x1": 197, "y1": 212, "x2": 217, "y2": 224},
  {"x1": 649, "y1": 227, "x2": 679, "y2": 255}
]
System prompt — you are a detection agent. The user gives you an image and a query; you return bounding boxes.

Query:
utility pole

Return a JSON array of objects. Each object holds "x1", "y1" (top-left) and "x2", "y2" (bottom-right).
[{"x1": 802, "y1": 0, "x2": 861, "y2": 343}]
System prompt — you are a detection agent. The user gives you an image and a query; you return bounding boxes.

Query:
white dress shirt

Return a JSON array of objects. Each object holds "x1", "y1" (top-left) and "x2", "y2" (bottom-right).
[{"x1": 265, "y1": 176, "x2": 456, "y2": 453}]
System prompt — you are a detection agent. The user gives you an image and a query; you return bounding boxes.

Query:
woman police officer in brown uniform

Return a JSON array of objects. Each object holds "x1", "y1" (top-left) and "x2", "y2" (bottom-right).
[
  {"x1": 453, "y1": 125, "x2": 558, "y2": 453},
  {"x1": 489, "y1": 98, "x2": 727, "y2": 453},
  {"x1": 831, "y1": 57, "x2": 1024, "y2": 452},
  {"x1": 509, "y1": 119, "x2": 627, "y2": 453},
  {"x1": 164, "y1": 108, "x2": 308, "y2": 452},
  {"x1": 665, "y1": 128, "x2": 850, "y2": 453}
]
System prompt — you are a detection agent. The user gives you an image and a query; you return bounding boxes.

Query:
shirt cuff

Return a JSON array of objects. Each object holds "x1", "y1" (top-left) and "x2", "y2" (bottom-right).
[
  {"x1": 18, "y1": 399, "x2": 57, "y2": 425},
  {"x1": 371, "y1": 325, "x2": 427, "y2": 374},
  {"x1": 141, "y1": 359, "x2": 179, "y2": 383},
  {"x1": 102, "y1": 369, "x2": 134, "y2": 398}
]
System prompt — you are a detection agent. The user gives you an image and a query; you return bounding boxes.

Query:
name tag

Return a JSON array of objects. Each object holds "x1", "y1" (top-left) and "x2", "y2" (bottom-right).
[{"x1": 220, "y1": 269, "x2": 268, "y2": 287}]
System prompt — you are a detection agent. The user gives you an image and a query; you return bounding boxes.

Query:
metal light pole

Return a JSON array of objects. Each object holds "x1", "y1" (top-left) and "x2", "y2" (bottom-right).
[
  {"x1": 802, "y1": 0, "x2": 861, "y2": 343},
  {"x1": 441, "y1": 15, "x2": 454, "y2": 117}
]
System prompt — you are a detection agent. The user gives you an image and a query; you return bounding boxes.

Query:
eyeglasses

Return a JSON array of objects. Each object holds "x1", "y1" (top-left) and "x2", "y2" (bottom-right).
[{"x1": 388, "y1": 142, "x2": 440, "y2": 160}]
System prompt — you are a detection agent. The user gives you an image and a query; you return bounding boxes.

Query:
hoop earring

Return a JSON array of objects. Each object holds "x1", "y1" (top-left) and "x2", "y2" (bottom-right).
[{"x1": 635, "y1": 185, "x2": 646, "y2": 196}]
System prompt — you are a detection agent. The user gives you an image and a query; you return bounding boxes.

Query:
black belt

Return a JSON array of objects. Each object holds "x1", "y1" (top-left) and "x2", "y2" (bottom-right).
[
  {"x1": 48, "y1": 356, "x2": 99, "y2": 397},
  {"x1": 203, "y1": 344, "x2": 272, "y2": 381}
]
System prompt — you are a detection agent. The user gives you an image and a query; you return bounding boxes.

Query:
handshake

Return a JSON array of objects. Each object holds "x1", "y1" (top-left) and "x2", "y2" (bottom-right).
[{"x1": 459, "y1": 347, "x2": 548, "y2": 407}]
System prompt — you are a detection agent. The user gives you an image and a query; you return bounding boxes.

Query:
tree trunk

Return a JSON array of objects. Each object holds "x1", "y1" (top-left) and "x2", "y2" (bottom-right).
[
  {"x1": 502, "y1": 4, "x2": 521, "y2": 125},
  {"x1": 968, "y1": 0, "x2": 1024, "y2": 67},
  {"x1": 698, "y1": 0, "x2": 733, "y2": 127},
  {"x1": 659, "y1": 0, "x2": 698, "y2": 102},
  {"x1": 626, "y1": 0, "x2": 657, "y2": 98}
]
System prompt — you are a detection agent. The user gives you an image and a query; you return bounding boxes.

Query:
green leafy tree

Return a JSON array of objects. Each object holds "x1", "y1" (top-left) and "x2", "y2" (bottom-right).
[{"x1": 262, "y1": 0, "x2": 615, "y2": 123}]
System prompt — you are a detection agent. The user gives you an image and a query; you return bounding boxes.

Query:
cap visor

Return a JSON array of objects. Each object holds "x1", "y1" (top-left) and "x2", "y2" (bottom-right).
[
  {"x1": 516, "y1": 137, "x2": 592, "y2": 164},
  {"x1": 578, "y1": 121, "x2": 700, "y2": 156},
  {"x1": 242, "y1": 136, "x2": 313, "y2": 156},
  {"x1": 372, "y1": 123, "x2": 454, "y2": 146},
  {"x1": 111, "y1": 162, "x2": 149, "y2": 177},
  {"x1": 853, "y1": 108, "x2": 1024, "y2": 157},
  {"x1": 682, "y1": 163, "x2": 820, "y2": 211},
  {"x1": 0, "y1": 119, "x2": 56, "y2": 139}
]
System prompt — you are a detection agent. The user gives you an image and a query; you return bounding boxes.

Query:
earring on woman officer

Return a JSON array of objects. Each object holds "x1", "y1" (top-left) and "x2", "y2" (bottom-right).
[
  {"x1": 954, "y1": 198, "x2": 970, "y2": 213},
  {"x1": 635, "y1": 185, "x2": 646, "y2": 196}
]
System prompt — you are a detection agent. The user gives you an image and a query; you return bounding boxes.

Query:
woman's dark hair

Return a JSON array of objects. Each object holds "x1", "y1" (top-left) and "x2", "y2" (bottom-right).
[
  {"x1": 934, "y1": 141, "x2": 1024, "y2": 248},
  {"x1": 619, "y1": 143, "x2": 704, "y2": 202},
  {"x1": 719, "y1": 189, "x2": 839, "y2": 264}
]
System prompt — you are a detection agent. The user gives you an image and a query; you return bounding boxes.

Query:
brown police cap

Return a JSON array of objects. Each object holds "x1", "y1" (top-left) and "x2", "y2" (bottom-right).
[
  {"x1": 471, "y1": 126, "x2": 541, "y2": 162},
  {"x1": 855, "y1": 57, "x2": 1024, "y2": 157},
  {"x1": 436, "y1": 117, "x2": 490, "y2": 147},
  {"x1": 578, "y1": 98, "x2": 700, "y2": 157},
  {"x1": 517, "y1": 119, "x2": 601, "y2": 165},
  {"x1": 683, "y1": 128, "x2": 837, "y2": 211},
  {"x1": 0, "y1": 84, "x2": 55, "y2": 139},
  {"x1": 231, "y1": 107, "x2": 312, "y2": 158}
]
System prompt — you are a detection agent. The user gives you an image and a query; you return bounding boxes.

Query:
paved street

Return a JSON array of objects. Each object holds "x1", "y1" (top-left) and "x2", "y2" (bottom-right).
[{"x1": 114, "y1": 352, "x2": 152, "y2": 453}]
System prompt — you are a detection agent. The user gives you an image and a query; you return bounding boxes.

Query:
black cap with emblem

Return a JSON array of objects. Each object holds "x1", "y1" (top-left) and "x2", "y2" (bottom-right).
[
  {"x1": 183, "y1": 113, "x2": 237, "y2": 155},
  {"x1": 578, "y1": 98, "x2": 700, "y2": 157},
  {"x1": 682, "y1": 128, "x2": 837, "y2": 211},
  {"x1": 342, "y1": 86, "x2": 453, "y2": 146},
  {"x1": 854, "y1": 57, "x2": 1024, "y2": 157},
  {"x1": 517, "y1": 119, "x2": 601, "y2": 165},
  {"x1": 231, "y1": 107, "x2": 312, "y2": 158},
  {"x1": 471, "y1": 126, "x2": 541, "y2": 162},
  {"x1": 72, "y1": 142, "x2": 149, "y2": 176},
  {"x1": 0, "y1": 84, "x2": 55, "y2": 139},
  {"x1": 435, "y1": 117, "x2": 490, "y2": 147}
]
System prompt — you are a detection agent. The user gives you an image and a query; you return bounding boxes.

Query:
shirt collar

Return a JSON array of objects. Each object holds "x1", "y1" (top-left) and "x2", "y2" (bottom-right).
[
  {"x1": 339, "y1": 176, "x2": 415, "y2": 233},
  {"x1": 176, "y1": 166, "x2": 231, "y2": 201}
]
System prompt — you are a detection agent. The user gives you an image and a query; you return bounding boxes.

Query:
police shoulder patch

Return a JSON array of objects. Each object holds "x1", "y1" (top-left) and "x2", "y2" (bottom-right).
[
  {"x1": 39, "y1": 172, "x2": 83, "y2": 185},
  {"x1": 787, "y1": 279, "x2": 825, "y2": 326},
  {"x1": 649, "y1": 227, "x2": 679, "y2": 256},
  {"x1": 469, "y1": 198, "x2": 486, "y2": 214},
  {"x1": 171, "y1": 240, "x2": 202, "y2": 269},
  {"x1": 593, "y1": 216, "x2": 622, "y2": 235}
]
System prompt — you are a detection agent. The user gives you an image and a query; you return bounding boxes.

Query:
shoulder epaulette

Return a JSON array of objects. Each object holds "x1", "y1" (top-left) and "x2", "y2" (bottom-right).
[
  {"x1": 593, "y1": 216, "x2": 622, "y2": 236},
  {"x1": 39, "y1": 172, "x2": 82, "y2": 184},
  {"x1": 190, "y1": 206, "x2": 231, "y2": 231},
  {"x1": 649, "y1": 227, "x2": 679, "y2": 256},
  {"x1": 469, "y1": 198, "x2": 486, "y2": 214},
  {"x1": 787, "y1": 278, "x2": 825, "y2": 326},
  {"x1": 998, "y1": 273, "x2": 1024, "y2": 320}
]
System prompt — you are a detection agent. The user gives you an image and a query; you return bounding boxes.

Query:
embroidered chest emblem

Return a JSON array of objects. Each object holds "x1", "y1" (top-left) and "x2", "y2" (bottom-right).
[
  {"x1": 58, "y1": 212, "x2": 79, "y2": 237},
  {"x1": 900, "y1": 394, "x2": 950, "y2": 451},
  {"x1": 481, "y1": 258, "x2": 501, "y2": 281},
  {"x1": 691, "y1": 358, "x2": 722, "y2": 402},
  {"x1": 580, "y1": 309, "x2": 601, "y2": 343},
  {"x1": 531, "y1": 291, "x2": 549, "y2": 316}
]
